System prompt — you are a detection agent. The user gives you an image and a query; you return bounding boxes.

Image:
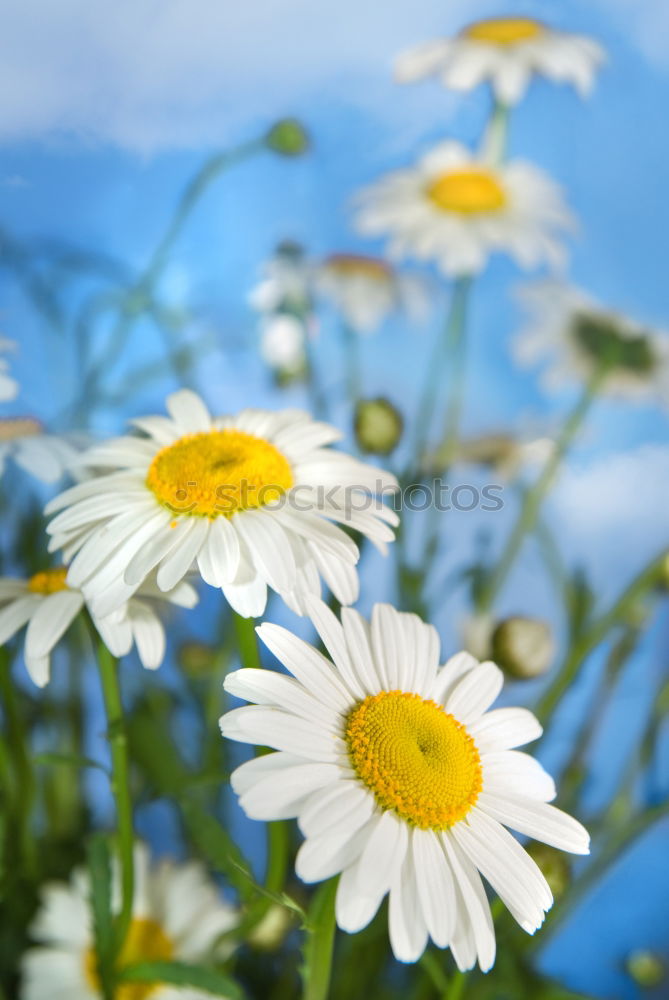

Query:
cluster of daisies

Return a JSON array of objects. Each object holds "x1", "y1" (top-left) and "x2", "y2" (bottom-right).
[{"x1": 8, "y1": 12, "x2": 666, "y2": 999}]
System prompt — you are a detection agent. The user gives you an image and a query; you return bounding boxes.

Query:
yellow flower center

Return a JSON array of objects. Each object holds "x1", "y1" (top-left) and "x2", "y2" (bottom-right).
[
  {"x1": 463, "y1": 16, "x2": 543, "y2": 45},
  {"x1": 146, "y1": 429, "x2": 293, "y2": 518},
  {"x1": 84, "y1": 917, "x2": 174, "y2": 1000},
  {"x1": 27, "y1": 567, "x2": 69, "y2": 594},
  {"x1": 426, "y1": 169, "x2": 507, "y2": 215},
  {"x1": 345, "y1": 691, "x2": 482, "y2": 829},
  {"x1": 0, "y1": 417, "x2": 42, "y2": 441},
  {"x1": 324, "y1": 253, "x2": 392, "y2": 283}
]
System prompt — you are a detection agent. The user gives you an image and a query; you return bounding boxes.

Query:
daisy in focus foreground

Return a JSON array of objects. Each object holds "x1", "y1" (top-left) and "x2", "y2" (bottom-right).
[
  {"x1": 45, "y1": 390, "x2": 398, "y2": 619},
  {"x1": 221, "y1": 601, "x2": 589, "y2": 969},
  {"x1": 21, "y1": 843, "x2": 238, "y2": 1000},
  {"x1": 0, "y1": 567, "x2": 197, "y2": 686},
  {"x1": 355, "y1": 141, "x2": 573, "y2": 277},
  {"x1": 395, "y1": 17, "x2": 605, "y2": 105}
]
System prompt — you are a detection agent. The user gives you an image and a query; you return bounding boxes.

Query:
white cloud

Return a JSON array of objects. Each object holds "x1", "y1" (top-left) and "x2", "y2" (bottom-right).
[{"x1": 0, "y1": 0, "x2": 495, "y2": 154}]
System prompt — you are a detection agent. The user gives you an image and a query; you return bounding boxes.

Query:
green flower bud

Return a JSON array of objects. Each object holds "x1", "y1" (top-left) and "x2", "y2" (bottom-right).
[
  {"x1": 526, "y1": 843, "x2": 570, "y2": 899},
  {"x1": 491, "y1": 616, "x2": 555, "y2": 680},
  {"x1": 265, "y1": 119, "x2": 310, "y2": 157},
  {"x1": 248, "y1": 903, "x2": 294, "y2": 950},
  {"x1": 354, "y1": 397, "x2": 403, "y2": 456},
  {"x1": 178, "y1": 641, "x2": 216, "y2": 677},
  {"x1": 625, "y1": 950, "x2": 665, "y2": 988}
]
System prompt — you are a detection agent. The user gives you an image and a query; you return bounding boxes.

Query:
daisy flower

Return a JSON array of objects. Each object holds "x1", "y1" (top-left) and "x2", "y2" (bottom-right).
[
  {"x1": 220, "y1": 600, "x2": 589, "y2": 969},
  {"x1": 514, "y1": 281, "x2": 669, "y2": 403},
  {"x1": 0, "y1": 566, "x2": 197, "y2": 687},
  {"x1": 355, "y1": 141, "x2": 573, "y2": 277},
  {"x1": 0, "y1": 417, "x2": 85, "y2": 484},
  {"x1": 314, "y1": 253, "x2": 429, "y2": 335},
  {"x1": 249, "y1": 240, "x2": 312, "y2": 317},
  {"x1": 259, "y1": 314, "x2": 308, "y2": 381},
  {"x1": 395, "y1": 17, "x2": 605, "y2": 106},
  {"x1": 21, "y1": 843, "x2": 238, "y2": 1000},
  {"x1": 0, "y1": 336, "x2": 18, "y2": 401},
  {"x1": 45, "y1": 390, "x2": 398, "y2": 620}
]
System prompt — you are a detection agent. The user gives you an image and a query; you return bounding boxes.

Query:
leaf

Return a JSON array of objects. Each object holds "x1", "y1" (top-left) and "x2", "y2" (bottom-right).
[
  {"x1": 120, "y1": 960, "x2": 246, "y2": 999},
  {"x1": 86, "y1": 835, "x2": 115, "y2": 1000},
  {"x1": 301, "y1": 878, "x2": 338, "y2": 1000},
  {"x1": 33, "y1": 751, "x2": 108, "y2": 774}
]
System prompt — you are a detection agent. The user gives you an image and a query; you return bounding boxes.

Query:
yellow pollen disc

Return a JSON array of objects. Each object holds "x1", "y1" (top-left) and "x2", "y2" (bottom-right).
[
  {"x1": 346, "y1": 690, "x2": 482, "y2": 830},
  {"x1": 325, "y1": 253, "x2": 392, "y2": 283},
  {"x1": 84, "y1": 917, "x2": 174, "y2": 1000},
  {"x1": 146, "y1": 429, "x2": 293, "y2": 518},
  {"x1": 463, "y1": 16, "x2": 543, "y2": 45},
  {"x1": 0, "y1": 417, "x2": 42, "y2": 441},
  {"x1": 426, "y1": 168, "x2": 507, "y2": 215},
  {"x1": 27, "y1": 567, "x2": 69, "y2": 595}
]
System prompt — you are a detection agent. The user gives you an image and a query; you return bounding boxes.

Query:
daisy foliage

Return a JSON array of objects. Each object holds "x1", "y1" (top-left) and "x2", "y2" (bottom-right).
[
  {"x1": 220, "y1": 601, "x2": 589, "y2": 969},
  {"x1": 44, "y1": 390, "x2": 398, "y2": 620}
]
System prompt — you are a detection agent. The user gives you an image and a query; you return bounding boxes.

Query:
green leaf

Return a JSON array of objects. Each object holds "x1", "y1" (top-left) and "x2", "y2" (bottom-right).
[
  {"x1": 120, "y1": 960, "x2": 246, "y2": 999},
  {"x1": 86, "y1": 835, "x2": 115, "y2": 1000},
  {"x1": 33, "y1": 751, "x2": 108, "y2": 774},
  {"x1": 301, "y1": 878, "x2": 338, "y2": 1000}
]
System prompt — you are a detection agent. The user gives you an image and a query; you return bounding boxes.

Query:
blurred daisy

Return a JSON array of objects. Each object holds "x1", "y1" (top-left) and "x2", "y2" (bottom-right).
[
  {"x1": 0, "y1": 418, "x2": 85, "y2": 483},
  {"x1": 0, "y1": 336, "x2": 18, "y2": 401},
  {"x1": 259, "y1": 315, "x2": 308, "y2": 381},
  {"x1": 21, "y1": 843, "x2": 238, "y2": 1000},
  {"x1": 430, "y1": 431, "x2": 554, "y2": 480},
  {"x1": 249, "y1": 240, "x2": 312, "y2": 317},
  {"x1": 45, "y1": 390, "x2": 398, "y2": 620},
  {"x1": 314, "y1": 254, "x2": 430, "y2": 335},
  {"x1": 395, "y1": 17, "x2": 605, "y2": 105},
  {"x1": 355, "y1": 141, "x2": 573, "y2": 277},
  {"x1": 0, "y1": 567, "x2": 197, "y2": 686},
  {"x1": 221, "y1": 601, "x2": 589, "y2": 969},
  {"x1": 515, "y1": 282, "x2": 669, "y2": 402}
]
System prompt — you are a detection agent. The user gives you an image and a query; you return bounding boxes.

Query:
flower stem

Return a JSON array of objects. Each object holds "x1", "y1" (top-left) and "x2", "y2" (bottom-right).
[
  {"x1": 233, "y1": 612, "x2": 261, "y2": 670},
  {"x1": 477, "y1": 365, "x2": 606, "y2": 615},
  {"x1": 481, "y1": 99, "x2": 510, "y2": 165},
  {"x1": 341, "y1": 320, "x2": 362, "y2": 407},
  {"x1": 95, "y1": 639, "x2": 135, "y2": 955},
  {"x1": 302, "y1": 878, "x2": 338, "y2": 1000},
  {"x1": 411, "y1": 276, "x2": 472, "y2": 475},
  {"x1": 0, "y1": 648, "x2": 37, "y2": 878}
]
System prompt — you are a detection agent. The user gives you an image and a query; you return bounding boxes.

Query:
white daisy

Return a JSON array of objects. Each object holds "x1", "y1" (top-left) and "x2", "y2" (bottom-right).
[
  {"x1": 259, "y1": 314, "x2": 308, "y2": 378},
  {"x1": 0, "y1": 336, "x2": 18, "y2": 401},
  {"x1": 314, "y1": 253, "x2": 430, "y2": 335},
  {"x1": 514, "y1": 281, "x2": 669, "y2": 403},
  {"x1": 249, "y1": 240, "x2": 312, "y2": 317},
  {"x1": 45, "y1": 390, "x2": 398, "y2": 621},
  {"x1": 0, "y1": 566, "x2": 197, "y2": 687},
  {"x1": 21, "y1": 843, "x2": 238, "y2": 1000},
  {"x1": 220, "y1": 600, "x2": 589, "y2": 969},
  {"x1": 0, "y1": 417, "x2": 86, "y2": 484},
  {"x1": 395, "y1": 17, "x2": 605, "y2": 106},
  {"x1": 355, "y1": 141, "x2": 573, "y2": 277}
]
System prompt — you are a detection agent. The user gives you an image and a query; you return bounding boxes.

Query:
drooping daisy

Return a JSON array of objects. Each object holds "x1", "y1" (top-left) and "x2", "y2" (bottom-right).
[
  {"x1": 514, "y1": 281, "x2": 669, "y2": 403},
  {"x1": 21, "y1": 843, "x2": 238, "y2": 1000},
  {"x1": 395, "y1": 17, "x2": 605, "y2": 106},
  {"x1": 314, "y1": 254, "x2": 430, "y2": 335},
  {"x1": 355, "y1": 141, "x2": 573, "y2": 277},
  {"x1": 221, "y1": 600, "x2": 589, "y2": 969},
  {"x1": 0, "y1": 418, "x2": 85, "y2": 483},
  {"x1": 0, "y1": 567, "x2": 197, "y2": 686},
  {"x1": 259, "y1": 314, "x2": 308, "y2": 381},
  {"x1": 45, "y1": 390, "x2": 398, "y2": 620},
  {"x1": 0, "y1": 336, "x2": 18, "y2": 401}
]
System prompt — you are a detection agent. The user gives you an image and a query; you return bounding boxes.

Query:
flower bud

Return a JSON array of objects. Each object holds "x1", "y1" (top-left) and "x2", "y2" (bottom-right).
[
  {"x1": 265, "y1": 119, "x2": 310, "y2": 156},
  {"x1": 526, "y1": 843, "x2": 570, "y2": 899},
  {"x1": 354, "y1": 397, "x2": 403, "y2": 455},
  {"x1": 491, "y1": 616, "x2": 555, "y2": 679},
  {"x1": 248, "y1": 903, "x2": 294, "y2": 950},
  {"x1": 625, "y1": 950, "x2": 664, "y2": 989}
]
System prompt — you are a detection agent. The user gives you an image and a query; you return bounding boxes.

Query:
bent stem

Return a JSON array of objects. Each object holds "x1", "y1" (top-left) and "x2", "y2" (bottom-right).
[
  {"x1": 477, "y1": 365, "x2": 607, "y2": 616},
  {"x1": 95, "y1": 638, "x2": 135, "y2": 957}
]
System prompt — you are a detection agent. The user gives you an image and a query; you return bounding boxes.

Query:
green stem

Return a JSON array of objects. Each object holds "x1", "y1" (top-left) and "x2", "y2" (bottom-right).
[
  {"x1": 0, "y1": 649, "x2": 37, "y2": 878},
  {"x1": 447, "y1": 969, "x2": 467, "y2": 1000},
  {"x1": 341, "y1": 321, "x2": 361, "y2": 406},
  {"x1": 95, "y1": 639, "x2": 135, "y2": 956},
  {"x1": 477, "y1": 365, "x2": 606, "y2": 615},
  {"x1": 481, "y1": 99, "x2": 510, "y2": 165},
  {"x1": 302, "y1": 878, "x2": 338, "y2": 1000},
  {"x1": 411, "y1": 277, "x2": 472, "y2": 474},
  {"x1": 233, "y1": 612, "x2": 261, "y2": 670},
  {"x1": 535, "y1": 551, "x2": 665, "y2": 724}
]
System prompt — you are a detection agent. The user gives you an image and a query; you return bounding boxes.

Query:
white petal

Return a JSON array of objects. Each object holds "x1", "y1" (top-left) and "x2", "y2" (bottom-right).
[
  {"x1": 469, "y1": 707, "x2": 542, "y2": 752},
  {"x1": 0, "y1": 595, "x2": 40, "y2": 645},
  {"x1": 445, "y1": 661, "x2": 504, "y2": 724},
  {"x1": 477, "y1": 792, "x2": 590, "y2": 855},
  {"x1": 303, "y1": 597, "x2": 367, "y2": 700},
  {"x1": 239, "y1": 763, "x2": 342, "y2": 820},
  {"x1": 412, "y1": 828, "x2": 456, "y2": 947},
  {"x1": 388, "y1": 842, "x2": 429, "y2": 963},
  {"x1": 441, "y1": 832, "x2": 496, "y2": 972},
  {"x1": 482, "y1": 751, "x2": 556, "y2": 802},
  {"x1": 298, "y1": 780, "x2": 373, "y2": 840},
  {"x1": 220, "y1": 706, "x2": 341, "y2": 761},
  {"x1": 24, "y1": 591, "x2": 84, "y2": 660},
  {"x1": 430, "y1": 651, "x2": 479, "y2": 703},
  {"x1": 354, "y1": 809, "x2": 408, "y2": 901},
  {"x1": 255, "y1": 622, "x2": 352, "y2": 711},
  {"x1": 156, "y1": 517, "x2": 209, "y2": 592},
  {"x1": 296, "y1": 814, "x2": 376, "y2": 883},
  {"x1": 223, "y1": 668, "x2": 341, "y2": 730},
  {"x1": 165, "y1": 388, "x2": 212, "y2": 431},
  {"x1": 128, "y1": 600, "x2": 166, "y2": 669},
  {"x1": 233, "y1": 510, "x2": 296, "y2": 594}
]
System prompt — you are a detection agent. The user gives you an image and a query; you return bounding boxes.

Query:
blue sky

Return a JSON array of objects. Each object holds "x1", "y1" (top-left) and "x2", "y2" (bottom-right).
[{"x1": 2, "y1": 1, "x2": 669, "y2": 996}]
